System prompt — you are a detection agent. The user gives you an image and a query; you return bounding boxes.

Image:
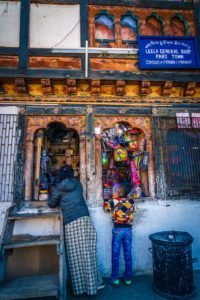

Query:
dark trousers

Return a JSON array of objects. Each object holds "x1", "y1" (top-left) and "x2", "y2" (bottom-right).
[{"x1": 111, "y1": 227, "x2": 132, "y2": 281}]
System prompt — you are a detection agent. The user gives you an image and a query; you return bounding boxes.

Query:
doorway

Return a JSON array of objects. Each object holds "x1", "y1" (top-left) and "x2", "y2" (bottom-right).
[{"x1": 33, "y1": 122, "x2": 79, "y2": 201}]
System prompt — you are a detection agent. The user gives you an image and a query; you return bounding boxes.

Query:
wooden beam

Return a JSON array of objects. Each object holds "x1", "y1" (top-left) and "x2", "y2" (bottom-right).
[
  {"x1": 0, "y1": 68, "x2": 200, "y2": 82},
  {"x1": 194, "y1": 2, "x2": 200, "y2": 58},
  {"x1": 88, "y1": 0, "x2": 194, "y2": 10},
  {"x1": 0, "y1": 48, "x2": 19, "y2": 55},
  {"x1": 80, "y1": 0, "x2": 89, "y2": 47},
  {"x1": 31, "y1": 0, "x2": 80, "y2": 3},
  {"x1": 29, "y1": 48, "x2": 83, "y2": 57},
  {"x1": 19, "y1": 0, "x2": 30, "y2": 69},
  {"x1": 86, "y1": 106, "x2": 96, "y2": 203}
]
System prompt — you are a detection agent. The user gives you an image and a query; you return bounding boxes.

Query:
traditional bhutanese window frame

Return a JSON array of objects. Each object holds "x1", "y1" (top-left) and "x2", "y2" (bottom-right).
[
  {"x1": 94, "y1": 10, "x2": 116, "y2": 44},
  {"x1": 145, "y1": 12, "x2": 165, "y2": 36},
  {"x1": 170, "y1": 13, "x2": 190, "y2": 36},
  {"x1": 120, "y1": 12, "x2": 140, "y2": 44}
]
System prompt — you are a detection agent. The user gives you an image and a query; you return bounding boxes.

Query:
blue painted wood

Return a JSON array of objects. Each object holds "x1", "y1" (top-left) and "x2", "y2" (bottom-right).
[
  {"x1": 195, "y1": 2, "x2": 200, "y2": 59},
  {"x1": 80, "y1": 0, "x2": 89, "y2": 47},
  {"x1": 88, "y1": 0, "x2": 194, "y2": 10},
  {"x1": 0, "y1": 68, "x2": 200, "y2": 82},
  {"x1": 0, "y1": 48, "x2": 18, "y2": 55},
  {"x1": 19, "y1": 0, "x2": 30, "y2": 69}
]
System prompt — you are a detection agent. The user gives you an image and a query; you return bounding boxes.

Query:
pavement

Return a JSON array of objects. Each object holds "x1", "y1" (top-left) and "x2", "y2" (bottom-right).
[{"x1": 67, "y1": 270, "x2": 200, "y2": 300}]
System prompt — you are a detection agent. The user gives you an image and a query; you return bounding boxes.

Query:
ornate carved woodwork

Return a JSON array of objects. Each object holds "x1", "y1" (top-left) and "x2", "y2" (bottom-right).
[
  {"x1": 115, "y1": 80, "x2": 125, "y2": 96},
  {"x1": 89, "y1": 6, "x2": 195, "y2": 48},
  {"x1": 66, "y1": 79, "x2": 77, "y2": 95},
  {"x1": 163, "y1": 81, "x2": 173, "y2": 96},
  {"x1": 15, "y1": 78, "x2": 27, "y2": 94},
  {"x1": 41, "y1": 78, "x2": 53, "y2": 95},
  {"x1": 140, "y1": 81, "x2": 151, "y2": 96},
  {"x1": 185, "y1": 82, "x2": 196, "y2": 97},
  {"x1": 91, "y1": 80, "x2": 101, "y2": 95}
]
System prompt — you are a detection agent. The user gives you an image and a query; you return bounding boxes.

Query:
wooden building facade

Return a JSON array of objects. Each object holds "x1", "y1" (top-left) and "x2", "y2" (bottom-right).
[{"x1": 0, "y1": 0, "x2": 200, "y2": 299}]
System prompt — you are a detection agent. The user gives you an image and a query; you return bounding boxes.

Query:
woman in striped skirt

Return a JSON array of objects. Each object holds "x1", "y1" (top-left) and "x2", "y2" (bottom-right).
[{"x1": 48, "y1": 165, "x2": 104, "y2": 295}]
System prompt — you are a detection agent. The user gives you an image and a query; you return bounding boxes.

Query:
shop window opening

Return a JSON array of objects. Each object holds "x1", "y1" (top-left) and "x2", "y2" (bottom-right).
[
  {"x1": 101, "y1": 122, "x2": 149, "y2": 207},
  {"x1": 33, "y1": 122, "x2": 79, "y2": 201}
]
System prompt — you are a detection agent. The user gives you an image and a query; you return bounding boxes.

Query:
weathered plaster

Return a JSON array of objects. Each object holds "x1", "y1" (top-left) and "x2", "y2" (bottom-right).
[{"x1": 1, "y1": 200, "x2": 199, "y2": 276}]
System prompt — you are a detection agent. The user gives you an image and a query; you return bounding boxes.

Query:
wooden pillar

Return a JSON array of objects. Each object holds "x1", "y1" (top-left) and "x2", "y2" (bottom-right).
[
  {"x1": 24, "y1": 139, "x2": 34, "y2": 201},
  {"x1": 95, "y1": 138, "x2": 103, "y2": 204},
  {"x1": 33, "y1": 130, "x2": 43, "y2": 200},
  {"x1": 146, "y1": 134, "x2": 155, "y2": 198},
  {"x1": 115, "y1": 16, "x2": 121, "y2": 48},
  {"x1": 80, "y1": 134, "x2": 87, "y2": 199},
  {"x1": 86, "y1": 106, "x2": 96, "y2": 205}
]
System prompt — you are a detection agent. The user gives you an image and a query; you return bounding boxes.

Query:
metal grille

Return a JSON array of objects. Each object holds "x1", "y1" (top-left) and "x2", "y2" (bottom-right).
[
  {"x1": 153, "y1": 117, "x2": 200, "y2": 199},
  {"x1": 0, "y1": 114, "x2": 19, "y2": 201}
]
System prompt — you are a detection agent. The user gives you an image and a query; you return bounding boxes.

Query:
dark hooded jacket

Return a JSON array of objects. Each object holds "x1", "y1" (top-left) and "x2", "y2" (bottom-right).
[{"x1": 48, "y1": 177, "x2": 89, "y2": 224}]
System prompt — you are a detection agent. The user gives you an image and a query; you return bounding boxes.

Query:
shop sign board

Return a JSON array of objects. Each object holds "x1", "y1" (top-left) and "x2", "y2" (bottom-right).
[
  {"x1": 138, "y1": 36, "x2": 200, "y2": 69},
  {"x1": 176, "y1": 112, "x2": 191, "y2": 128},
  {"x1": 191, "y1": 113, "x2": 200, "y2": 128}
]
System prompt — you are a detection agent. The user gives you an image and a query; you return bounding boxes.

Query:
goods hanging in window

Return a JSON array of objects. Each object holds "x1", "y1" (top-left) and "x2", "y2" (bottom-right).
[{"x1": 101, "y1": 122, "x2": 149, "y2": 209}]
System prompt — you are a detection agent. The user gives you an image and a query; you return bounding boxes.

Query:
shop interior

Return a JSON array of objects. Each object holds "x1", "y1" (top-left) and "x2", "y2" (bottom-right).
[
  {"x1": 101, "y1": 122, "x2": 149, "y2": 204},
  {"x1": 33, "y1": 122, "x2": 79, "y2": 201}
]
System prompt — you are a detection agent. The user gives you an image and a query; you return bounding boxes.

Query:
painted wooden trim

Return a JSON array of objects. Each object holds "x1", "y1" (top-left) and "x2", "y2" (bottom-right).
[
  {"x1": 29, "y1": 48, "x2": 84, "y2": 57},
  {"x1": 194, "y1": 3, "x2": 200, "y2": 57},
  {"x1": 0, "y1": 48, "x2": 19, "y2": 55},
  {"x1": 80, "y1": 0, "x2": 89, "y2": 47},
  {"x1": 19, "y1": 0, "x2": 30, "y2": 69},
  {"x1": 0, "y1": 68, "x2": 200, "y2": 82},
  {"x1": 88, "y1": 0, "x2": 194, "y2": 10},
  {"x1": 31, "y1": 0, "x2": 80, "y2": 3}
]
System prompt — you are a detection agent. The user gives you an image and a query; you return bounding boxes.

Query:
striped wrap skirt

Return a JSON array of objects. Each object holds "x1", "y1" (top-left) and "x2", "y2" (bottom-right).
[{"x1": 64, "y1": 216, "x2": 103, "y2": 295}]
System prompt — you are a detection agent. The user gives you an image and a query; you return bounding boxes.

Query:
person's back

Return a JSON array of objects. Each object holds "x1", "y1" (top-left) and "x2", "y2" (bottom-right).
[
  {"x1": 48, "y1": 177, "x2": 89, "y2": 224},
  {"x1": 110, "y1": 194, "x2": 135, "y2": 227},
  {"x1": 48, "y1": 165, "x2": 104, "y2": 296}
]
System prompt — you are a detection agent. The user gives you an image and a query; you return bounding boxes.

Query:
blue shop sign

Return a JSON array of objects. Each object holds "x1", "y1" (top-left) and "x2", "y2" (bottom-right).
[{"x1": 138, "y1": 36, "x2": 200, "y2": 69}]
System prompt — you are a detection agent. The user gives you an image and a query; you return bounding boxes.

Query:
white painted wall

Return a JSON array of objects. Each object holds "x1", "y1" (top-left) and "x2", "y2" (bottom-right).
[
  {"x1": 0, "y1": 106, "x2": 18, "y2": 115},
  {"x1": 1, "y1": 199, "x2": 199, "y2": 276},
  {"x1": 30, "y1": 4, "x2": 80, "y2": 49},
  {"x1": 0, "y1": 1, "x2": 20, "y2": 47}
]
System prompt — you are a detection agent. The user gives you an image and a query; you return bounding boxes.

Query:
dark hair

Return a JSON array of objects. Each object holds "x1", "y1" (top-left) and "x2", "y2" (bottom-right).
[
  {"x1": 59, "y1": 165, "x2": 74, "y2": 182},
  {"x1": 120, "y1": 182, "x2": 132, "y2": 197}
]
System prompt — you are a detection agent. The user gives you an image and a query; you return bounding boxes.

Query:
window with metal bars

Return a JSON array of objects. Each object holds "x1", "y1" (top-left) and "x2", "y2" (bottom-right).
[
  {"x1": 153, "y1": 116, "x2": 200, "y2": 199},
  {"x1": 0, "y1": 114, "x2": 25, "y2": 202}
]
